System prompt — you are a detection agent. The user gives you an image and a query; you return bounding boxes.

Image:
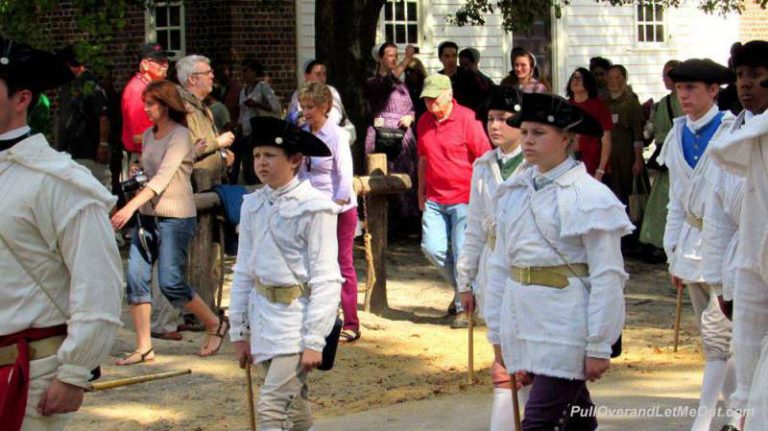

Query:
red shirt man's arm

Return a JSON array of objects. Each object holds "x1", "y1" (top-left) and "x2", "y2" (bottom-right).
[{"x1": 467, "y1": 116, "x2": 491, "y2": 160}]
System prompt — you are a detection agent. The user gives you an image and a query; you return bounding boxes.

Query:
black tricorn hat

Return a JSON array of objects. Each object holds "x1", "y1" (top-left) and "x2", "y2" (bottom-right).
[
  {"x1": 0, "y1": 36, "x2": 73, "y2": 92},
  {"x1": 55, "y1": 44, "x2": 83, "y2": 67},
  {"x1": 484, "y1": 85, "x2": 523, "y2": 116},
  {"x1": 732, "y1": 41, "x2": 768, "y2": 69},
  {"x1": 249, "y1": 116, "x2": 331, "y2": 157},
  {"x1": 507, "y1": 93, "x2": 603, "y2": 138},
  {"x1": 668, "y1": 58, "x2": 735, "y2": 85}
]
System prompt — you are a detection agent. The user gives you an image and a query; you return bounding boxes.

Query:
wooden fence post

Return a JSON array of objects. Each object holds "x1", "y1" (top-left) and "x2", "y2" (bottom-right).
[
  {"x1": 364, "y1": 154, "x2": 389, "y2": 314},
  {"x1": 188, "y1": 169, "x2": 216, "y2": 310}
]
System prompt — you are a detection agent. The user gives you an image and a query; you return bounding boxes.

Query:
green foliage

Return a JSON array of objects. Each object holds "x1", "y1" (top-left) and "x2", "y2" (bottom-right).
[
  {"x1": 451, "y1": 0, "x2": 768, "y2": 33},
  {"x1": 0, "y1": 0, "x2": 142, "y2": 74}
]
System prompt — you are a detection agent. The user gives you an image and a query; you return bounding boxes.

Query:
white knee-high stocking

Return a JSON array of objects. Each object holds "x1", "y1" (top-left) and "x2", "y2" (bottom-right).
[
  {"x1": 490, "y1": 388, "x2": 514, "y2": 431},
  {"x1": 691, "y1": 359, "x2": 728, "y2": 431}
]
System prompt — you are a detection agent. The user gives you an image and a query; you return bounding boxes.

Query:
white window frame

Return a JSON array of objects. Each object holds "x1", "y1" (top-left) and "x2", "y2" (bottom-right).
[
  {"x1": 145, "y1": 1, "x2": 186, "y2": 60},
  {"x1": 635, "y1": 2, "x2": 667, "y2": 46},
  {"x1": 378, "y1": 0, "x2": 422, "y2": 48}
]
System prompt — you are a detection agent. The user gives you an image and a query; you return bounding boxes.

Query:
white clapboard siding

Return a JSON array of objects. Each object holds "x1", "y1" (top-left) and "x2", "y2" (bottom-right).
[
  {"x1": 295, "y1": 0, "x2": 513, "y2": 85},
  {"x1": 409, "y1": 0, "x2": 512, "y2": 83},
  {"x1": 296, "y1": 0, "x2": 316, "y2": 85},
  {"x1": 558, "y1": 0, "x2": 739, "y2": 103},
  {"x1": 296, "y1": 0, "x2": 740, "y2": 104}
]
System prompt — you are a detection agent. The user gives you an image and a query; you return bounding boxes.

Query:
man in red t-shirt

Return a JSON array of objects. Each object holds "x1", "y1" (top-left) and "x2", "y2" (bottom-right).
[
  {"x1": 417, "y1": 74, "x2": 491, "y2": 328},
  {"x1": 120, "y1": 43, "x2": 171, "y2": 180}
]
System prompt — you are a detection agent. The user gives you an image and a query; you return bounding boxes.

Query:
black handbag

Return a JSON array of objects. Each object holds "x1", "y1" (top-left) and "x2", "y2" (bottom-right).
[
  {"x1": 611, "y1": 335, "x2": 622, "y2": 358},
  {"x1": 374, "y1": 126, "x2": 405, "y2": 161},
  {"x1": 317, "y1": 317, "x2": 343, "y2": 371}
]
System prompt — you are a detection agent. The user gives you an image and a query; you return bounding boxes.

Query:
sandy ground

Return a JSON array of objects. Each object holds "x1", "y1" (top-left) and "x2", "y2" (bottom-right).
[{"x1": 66, "y1": 236, "x2": 719, "y2": 430}]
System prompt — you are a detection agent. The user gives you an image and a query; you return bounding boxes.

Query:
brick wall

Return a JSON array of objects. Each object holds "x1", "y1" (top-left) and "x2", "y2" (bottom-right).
[
  {"x1": 740, "y1": 1, "x2": 768, "y2": 42},
  {"x1": 38, "y1": 1, "x2": 147, "y2": 89},
  {"x1": 38, "y1": 0, "x2": 297, "y2": 102},
  {"x1": 228, "y1": 0, "x2": 297, "y2": 102}
]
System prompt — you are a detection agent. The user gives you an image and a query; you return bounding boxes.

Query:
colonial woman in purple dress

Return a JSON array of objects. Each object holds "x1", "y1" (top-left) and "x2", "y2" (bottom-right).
[{"x1": 364, "y1": 42, "x2": 420, "y2": 223}]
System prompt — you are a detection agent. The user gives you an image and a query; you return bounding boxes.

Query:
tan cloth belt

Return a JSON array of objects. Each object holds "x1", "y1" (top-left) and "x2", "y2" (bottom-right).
[
  {"x1": 487, "y1": 231, "x2": 497, "y2": 251},
  {"x1": 0, "y1": 335, "x2": 66, "y2": 367},
  {"x1": 510, "y1": 264, "x2": 589, "y2": 289},
  {"x1": 256, "y1": 283, "x2": 309, "y2": 305},
  {"x1": 686, "y1": 213, "x2": 703, "y2": 230}
]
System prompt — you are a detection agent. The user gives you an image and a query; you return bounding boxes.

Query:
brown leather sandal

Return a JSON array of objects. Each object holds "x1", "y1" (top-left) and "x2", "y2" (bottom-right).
[
  {"x1": 116, "y1": 348, "x2": 154, "y2": 366},
  {"x1": 198, "y1": 317, "x2": 229, "y2": 357}
]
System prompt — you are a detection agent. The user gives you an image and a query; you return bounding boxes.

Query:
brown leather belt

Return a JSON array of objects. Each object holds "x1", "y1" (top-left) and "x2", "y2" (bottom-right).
[
  {"x1": 256, "y1": 282, "x2": 309, "y2": 305},
  {"x1": 510, "y1": 264, "x2": 589, "y2": 289},
  {"x1": 0, "y1": 335, "x2": 65, "y2": 367}
]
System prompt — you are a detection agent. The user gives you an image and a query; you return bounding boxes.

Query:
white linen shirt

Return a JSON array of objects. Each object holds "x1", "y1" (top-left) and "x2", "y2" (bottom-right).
[
  {"x1": 709, "y1": 110, "x2": 768, "y2": 284},
  {"x1": 659, "y1": 107, "x2": 735, "y2": 283},
  {"x1": 238, "y1": 82, "x2": 282, "y2": 136},
  {"x1": 484, "y1": 162, "x2": 632, "y2": 380},
  {"x1": 456, "y1": 147, "x2": 525, "y2": 305},
  {"x1": 0, "y1": 133, "x2": 123, "y2": 389},
  {"x1": 701, "y1": 110, "x2": 749, "y2": 299},
  {"x1": 228, "y1": 177, "x2": 343, "y2": 363}
]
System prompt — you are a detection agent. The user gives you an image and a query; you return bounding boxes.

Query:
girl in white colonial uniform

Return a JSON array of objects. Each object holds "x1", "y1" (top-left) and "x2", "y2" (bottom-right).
[
  {"x1": 485, "y1": 93, "x2": 632, "y2": 430},
  {"x1": 456, "y1": 85, "x2": 528, "y2": 431},
  {"x1": 229, "y1": 116, "x2": 343, "y2": 431}
]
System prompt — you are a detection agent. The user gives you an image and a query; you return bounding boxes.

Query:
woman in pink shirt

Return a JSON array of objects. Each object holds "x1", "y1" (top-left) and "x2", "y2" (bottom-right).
[{"x1": 298, "y1": 82, "x2": 360, "y2": 343}]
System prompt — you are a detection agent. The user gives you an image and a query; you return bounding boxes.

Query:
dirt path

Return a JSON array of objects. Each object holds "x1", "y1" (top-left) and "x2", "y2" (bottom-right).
[{"x1": 66, "y1": 237, "x2": 714, "y2": 430}]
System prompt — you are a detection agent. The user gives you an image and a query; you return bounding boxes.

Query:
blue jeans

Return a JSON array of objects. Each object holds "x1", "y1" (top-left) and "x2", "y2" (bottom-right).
[
  {"x1": 421, "y1": 200, "x2": 467, "y2": 313},
  {"x1": 127, "y1": 215, "x2": 197, "y2": 307}
]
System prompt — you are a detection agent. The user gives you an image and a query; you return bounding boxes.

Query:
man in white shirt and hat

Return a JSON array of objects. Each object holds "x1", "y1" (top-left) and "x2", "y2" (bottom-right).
[{"x1": 0, "y1": 37, "x2": 123, "y2": 431}]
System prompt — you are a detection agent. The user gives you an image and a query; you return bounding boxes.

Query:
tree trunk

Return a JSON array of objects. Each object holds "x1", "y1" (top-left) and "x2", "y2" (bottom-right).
[{"x1": 315, "y1": 0, "x2": 385, "y2": 174}]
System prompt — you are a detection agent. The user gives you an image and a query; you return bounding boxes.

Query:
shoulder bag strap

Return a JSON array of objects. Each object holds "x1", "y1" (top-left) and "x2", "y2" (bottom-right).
[
  {"x1": 0, "y1": 232, "x2": 69, "y2": 319},
  {"x1": 266, "y1": 214, "x2": 307, "y2": 288}
]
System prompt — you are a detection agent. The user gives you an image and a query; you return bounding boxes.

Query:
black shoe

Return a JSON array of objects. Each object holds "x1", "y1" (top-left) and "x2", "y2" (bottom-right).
[
  {"x1": 643, "y1": 247, "x2": 667, "y2": 264},
  {"x1": 719, "y1": 426, "x2": 740, "y2": 431},
  {"x1": 447, "y1": 301, "x2": 457, "y2": 316}
]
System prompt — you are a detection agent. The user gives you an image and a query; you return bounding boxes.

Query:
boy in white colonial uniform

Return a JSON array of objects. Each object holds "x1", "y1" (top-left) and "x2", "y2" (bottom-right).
[
  {"x1": 658, "y1": 58, "x2": 737, "y2": 431},
  {"x1": 0, "y1": 37, "x2": 123, "y2": 431},
  {"x1": 229, "y1": 116, "x2": 343, "y2": 431},
  {"x1": 701, "y1": 41, "x2": 768, "y2": 431},
  {"x1": 456, "y1": 85, "x2": 528, "y2": 431},
  {"x1": 485, "y1": 93, "x2": 632, "y2": 429}
]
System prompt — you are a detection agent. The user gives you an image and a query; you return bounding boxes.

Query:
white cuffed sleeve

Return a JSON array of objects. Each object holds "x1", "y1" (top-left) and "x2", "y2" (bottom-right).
[
  {"x1": 664, "y1": 174, "x2": 685, "y2": 268},
  {"x1": 229, "y1": 196, "x2": 257, "y2": 343},
  {"x1": 56, "y1": 204, "x2": 123, "y2": 389},
  {"x1": 484, "y1": 198, "x2": 509, "y2": 346},
  {"x1": 456, "y1": 167, "x2": 488, "y2": 293},
  {"x1": 582, "y1": 228, "x2": 627, "y2": 359},
  {"x1": 302, "y1": 211, "x2": 343, "y2": 352},
  {"x1": 332, "y1": 129, "x2": 354, "y2": 204},
  {"x1": 328, "y1": 87, "x2": 345, "y2": 126},
  {"x1": 701, "y1": 176, "x2": 737, "y2": 286}
]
